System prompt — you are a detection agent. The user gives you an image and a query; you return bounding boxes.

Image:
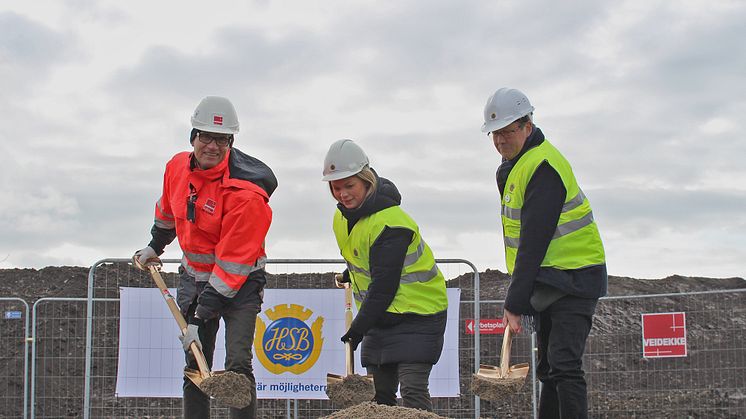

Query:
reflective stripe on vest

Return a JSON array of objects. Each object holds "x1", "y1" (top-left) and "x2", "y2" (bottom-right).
[
  {"x1": 181, "y1": 252, "x2": 266, "y2": 293},
  {"x1": 333, "y1": 206, "x2": 448, "y2": 315},
  {"x1": 501, "y1": 139, "x2": 605, "y2": 274},
  {"x1": 501, "y1": 190, "x2": 596, "y2": 247},
  {"x1": 502, "y1": 189, "x2": 587, "y2": 221},
  {"x1": 345, "y1": 240, "x2": 437, "y2": 285}
]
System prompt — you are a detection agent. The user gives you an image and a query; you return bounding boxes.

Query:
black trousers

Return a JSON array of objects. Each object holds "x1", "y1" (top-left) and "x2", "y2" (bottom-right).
[
  {"x1": 536, "y1": 295, "x2": 598, "y2": 419},
  {"x1": 366, "y1": 362, "x2": 434, "y2": 411},
  {"x1": 182, "y1": 302, "x2": 260, "y2": 419}
]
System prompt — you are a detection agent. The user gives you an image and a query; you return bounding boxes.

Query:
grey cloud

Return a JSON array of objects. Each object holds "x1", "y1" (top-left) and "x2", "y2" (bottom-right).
[
  {"x1": 2, "y1": 1, "x2": 745, "y2": 279},
  {"x1": 0, "y1": 12, "x2": 71, "y2": 67},
  {"x1": 592, "y1": 188, "x2": 746, "y2": 237},
  {"x1": 103, "y1": 28, "x2": 330, "y2": 110}
]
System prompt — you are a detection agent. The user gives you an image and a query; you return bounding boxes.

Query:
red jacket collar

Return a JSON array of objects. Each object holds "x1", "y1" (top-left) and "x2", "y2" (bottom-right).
[{"x1": 189, "y1": 149, "x2": 230, "y2": 181}]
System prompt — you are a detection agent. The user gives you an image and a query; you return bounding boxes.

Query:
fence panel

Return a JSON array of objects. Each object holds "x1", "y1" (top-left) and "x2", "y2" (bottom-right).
[
  {"x1": 0, "y1": 298, "x2": 29, "y2": 419},
  {"x1": 256, "y1": 259, "x2": 480, "y2": 419},
  {"x1": 474, "y1": 299, "x2": 535, "y2": 418},
  {"x1": 84, "y1": 259, "x2": 480, "y2": 419},
  {"x1": 31, "y1": 298, "x2": 90, "y2": 419},
  {"x1": 586, "y1": 289, "x2": 746, "y2": 418},
  {"x1": 87, "y1": 262, "x2": 206, "y2": 419}
]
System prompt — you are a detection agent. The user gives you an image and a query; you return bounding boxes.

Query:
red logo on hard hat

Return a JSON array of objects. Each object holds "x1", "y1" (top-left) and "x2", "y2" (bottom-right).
[{"x1": 213, "y1": 115, "x2": 223, "y2": 126}]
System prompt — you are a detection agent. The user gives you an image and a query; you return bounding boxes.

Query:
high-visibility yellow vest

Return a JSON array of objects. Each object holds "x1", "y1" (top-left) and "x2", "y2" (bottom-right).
[
  {"x1": 502, "y1": 139, "x2": 605, "y2": 274},
  {"x1": 333, "y1": 206, "x2": 448, "y2": 314}
]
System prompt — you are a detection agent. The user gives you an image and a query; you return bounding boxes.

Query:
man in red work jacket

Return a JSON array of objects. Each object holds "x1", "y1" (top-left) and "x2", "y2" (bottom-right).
[{"x1": 133, "y1": 96, "x2": 277, "y2": 418}]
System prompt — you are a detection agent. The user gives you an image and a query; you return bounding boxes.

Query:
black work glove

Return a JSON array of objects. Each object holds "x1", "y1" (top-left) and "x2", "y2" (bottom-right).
[{"x1": 340, "y1": 329, "x2": 364, "y2": 351}]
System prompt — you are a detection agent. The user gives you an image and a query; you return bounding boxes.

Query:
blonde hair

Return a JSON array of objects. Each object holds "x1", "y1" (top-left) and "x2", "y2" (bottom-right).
[{"x1": 328, "y1": 165, "x2": 378, "y2": 201}]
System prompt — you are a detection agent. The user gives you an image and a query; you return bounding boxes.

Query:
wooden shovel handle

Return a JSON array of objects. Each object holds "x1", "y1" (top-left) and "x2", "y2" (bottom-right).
[
  {"x1": 148, "y1": 263, "x2": 211, "y2": 379},
  {"x1": 344, "y1": 285, "x2": 354, "y2": 375},
  {"x1": 499, "y1": 322, "x2": 513, "y2": 377}
]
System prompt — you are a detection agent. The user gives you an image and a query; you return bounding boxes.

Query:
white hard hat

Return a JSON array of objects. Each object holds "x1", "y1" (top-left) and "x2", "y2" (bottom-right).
[
  {"x1": 191, "y1": 96, "x2": 240, "y2": 135},
  {"x1": 322, "y1": 139, "x2": 370, "y2": 181},
  {"x1": 481, "y1": 88, "x2": 534, "y2": 133}
]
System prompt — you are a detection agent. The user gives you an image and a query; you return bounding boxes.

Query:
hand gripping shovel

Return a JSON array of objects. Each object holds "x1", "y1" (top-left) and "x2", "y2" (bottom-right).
[
  {"x1": 325, "y1": 276, "x2": 374, "y2": 407},
  {"x1": 134, "y1": 257, "x2": 252, "y2": 408},
  {"x1": 471, "y1": 323, "x2": 530, "y2": 402}
]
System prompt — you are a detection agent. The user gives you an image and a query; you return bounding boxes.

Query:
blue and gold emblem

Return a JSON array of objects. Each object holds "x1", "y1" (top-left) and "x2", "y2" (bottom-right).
[{"x1": 255, "y1": 304, "x2": 324, "y2": 374}]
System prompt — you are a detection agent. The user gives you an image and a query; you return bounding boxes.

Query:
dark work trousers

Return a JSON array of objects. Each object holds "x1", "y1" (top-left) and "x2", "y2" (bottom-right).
[
  {"x1": 366, "y1": 362, "x2": 434, "y2": 411},
  {"x1": 536, "y1": 294, "x2": 598, "y2": 419},
  {"x1": 182, "y1": 298, "x2": 260, "y2": 419}
]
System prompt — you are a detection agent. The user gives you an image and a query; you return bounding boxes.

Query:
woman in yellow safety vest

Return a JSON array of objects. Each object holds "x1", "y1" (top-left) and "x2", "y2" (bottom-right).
[{"x1": 322, "y1": 139, "x2": 448, "y2": 412}]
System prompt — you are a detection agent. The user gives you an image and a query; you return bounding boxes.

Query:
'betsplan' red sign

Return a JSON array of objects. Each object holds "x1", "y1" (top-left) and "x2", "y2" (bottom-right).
[
  {"x1": 464, "y1": 318, "x2": 506, "y2": 335},
  {"x1": 641, "y1": 312, "x2": 687, "y2": 358}
]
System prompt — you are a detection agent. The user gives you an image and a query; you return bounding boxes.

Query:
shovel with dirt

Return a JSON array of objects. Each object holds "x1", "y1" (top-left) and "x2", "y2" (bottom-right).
[
  {"x1": 325, "y1": 276, "x2": 374, "y2": 408},
  {"x1": 471, "y1": 322, "x2": 529, "y2": 402},
  {"x1": 135, "y1": 257, "x2": 252, "y2": 409}
]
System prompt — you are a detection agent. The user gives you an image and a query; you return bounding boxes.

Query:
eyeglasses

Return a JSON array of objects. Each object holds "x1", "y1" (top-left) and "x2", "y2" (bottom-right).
[
  {"x1": 196, "y1": 132, "x2": 232, "y2": 147},
  {"x1": 488, "y1": 123, "x2": 524, "y2": 138}
]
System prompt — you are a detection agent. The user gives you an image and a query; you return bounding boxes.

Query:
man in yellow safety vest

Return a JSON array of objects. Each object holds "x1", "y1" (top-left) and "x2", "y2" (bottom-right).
[{"x1": 482, "y1": 88, "x2": 607, "y2": 419}]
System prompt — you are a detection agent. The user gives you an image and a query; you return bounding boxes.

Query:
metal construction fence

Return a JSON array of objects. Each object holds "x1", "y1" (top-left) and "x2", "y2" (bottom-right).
[
  {"x1": 0, "y1": 298, "x2": 29, "y2": 419},
  {"x1": 0, "y1": 259, "x2": 743, "y2": 418}
]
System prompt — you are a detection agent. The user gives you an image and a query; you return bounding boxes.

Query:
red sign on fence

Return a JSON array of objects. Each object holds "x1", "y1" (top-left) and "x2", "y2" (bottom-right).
[
  {"x1": 641, "y1": 312, "x2": 687, "y2": 358},
  {"x1": 464, "y1": 318, "x2": 505, "y2": 335}
]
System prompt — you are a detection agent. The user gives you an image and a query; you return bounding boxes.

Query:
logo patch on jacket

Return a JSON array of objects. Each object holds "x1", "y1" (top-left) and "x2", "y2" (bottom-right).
[{"x1": 202, "y1": 198, "x2": 217, "y2": 214}]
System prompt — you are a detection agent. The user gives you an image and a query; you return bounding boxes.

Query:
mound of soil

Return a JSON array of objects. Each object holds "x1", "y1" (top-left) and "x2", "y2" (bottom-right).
[
  {"x1": 200, "y1": 371, "x2": 252, "y2": 409},
  {"x1": 325, "y1": 373, "x2": 375, "y2": 408},
  {"x1": 321, "y1": 401, "x2": 447, "y2": 418}
]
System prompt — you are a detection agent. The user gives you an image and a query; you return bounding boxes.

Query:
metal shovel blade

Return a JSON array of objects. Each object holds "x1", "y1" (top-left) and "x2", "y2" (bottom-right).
[
  {"x1": 185, "y1": 368, "x2": 232, "y2": 387},
  {"x1": 476, "y1": 362, "x2": 530, "y2": 380},
  {"x1": 472, "y1": 326, "x2": 529, "y2": 402}
]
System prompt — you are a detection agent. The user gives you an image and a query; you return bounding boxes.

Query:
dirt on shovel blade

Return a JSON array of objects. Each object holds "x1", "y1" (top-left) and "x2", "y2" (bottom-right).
[
  {"x1": 470, "y1": 373, "x2": 525, "y2": 403},
  {"x1": 199, "y1": 371, "x2": 252, "y2": 409},
  {"x1": 321, "y1": 401, "x2": 447, "y2": 419},
  {"x1": 325, "y1": 374, "x2": 375, "y2": 408}
]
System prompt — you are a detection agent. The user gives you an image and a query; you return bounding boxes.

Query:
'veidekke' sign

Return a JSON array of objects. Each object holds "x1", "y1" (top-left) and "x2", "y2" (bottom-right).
[
  {"x1": 641, "y1": 312, "x2": 687, "y2": 358},
  {"x1": 464, "y1": 318, "x2": 505, "y2": 335}
]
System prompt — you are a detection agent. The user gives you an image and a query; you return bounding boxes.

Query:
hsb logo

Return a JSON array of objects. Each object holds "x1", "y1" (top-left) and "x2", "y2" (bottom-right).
[{"x1": 255, "y1": 304, "x2": 324, "y2": 374}]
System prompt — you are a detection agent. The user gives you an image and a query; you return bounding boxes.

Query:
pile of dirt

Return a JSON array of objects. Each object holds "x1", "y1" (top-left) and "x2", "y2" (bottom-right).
[
  {"x1": 199, "y1": 371, "x2": 252, "y2": 408},
  {"x1": 470, "y1": 372, "x2": 526, "y2": 402},
  {"x1": 325, "y1": 373, "x2": 375, "y2": 408},
  {"x1": 321, "y1": 401, "x2": 447, "y2": 418}
]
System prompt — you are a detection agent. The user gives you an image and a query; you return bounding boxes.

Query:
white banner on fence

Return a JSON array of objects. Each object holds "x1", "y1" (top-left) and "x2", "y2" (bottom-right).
[{"x1": 116, "y1": 287, "x2": 460, "y2": 399}]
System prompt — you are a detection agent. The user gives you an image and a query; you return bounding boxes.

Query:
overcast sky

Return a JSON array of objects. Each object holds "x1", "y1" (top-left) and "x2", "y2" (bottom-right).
[{"x1": 1, "y1": 0, "x2": 744, "y2": 279}]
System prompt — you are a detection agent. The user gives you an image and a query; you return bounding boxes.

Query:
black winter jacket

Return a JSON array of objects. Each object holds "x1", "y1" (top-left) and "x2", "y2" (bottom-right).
[{"x1": 337, "y1": 172, "x2": 447, "y2": 366}]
